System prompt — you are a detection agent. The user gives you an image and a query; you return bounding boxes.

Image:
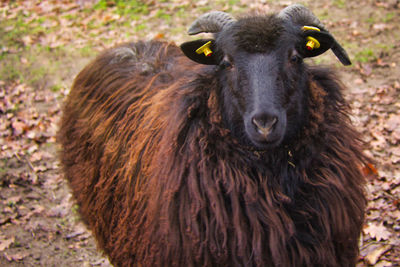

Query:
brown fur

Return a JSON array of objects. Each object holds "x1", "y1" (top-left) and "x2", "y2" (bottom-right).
[
  {"x1": 233, "y1": 15, "x2": 284, "y2": 53},
  {"x1": 59, "y1": 40, "x2": 368, "y2": 266}
]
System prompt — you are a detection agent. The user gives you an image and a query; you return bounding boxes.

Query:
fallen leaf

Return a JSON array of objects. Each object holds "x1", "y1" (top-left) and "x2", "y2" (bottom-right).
[
  {"x1": 20, "y1": 57, "x2": 28, "y2": 64},
  {"x1": 362, "y1": 163, "x2": 379, "y2": 176},
  {"x1": 373, "y1": 23, "x2": 389, "y2": 31},
  {"x1": 392, "y1": 128, "x2": 400, "y2": 142},
  {"x1": 361, "y1": 63, "x2": 373, "y2": 76},
  {"x1": 0, "y1": 216, "x2": 12, "y2": 226},
  {"x1": 364, "y1": 244, "x2": 392, "y2": 265},
  {"x1": 11, "y1": 120, "x2": 28, "y2": 136},
  {"x1": 394, "y1": 81, "x2": 400, "y2": 90},
  {"x1": 4, "y1": 251, "x2": 30, "y2": 262},
  {"x1": 30, "y1": 150, "x2": 53, "y2": 162},
  {"x1": 366, "y1": 209, "x2": 381, "y2": 220},
  {"x1": 375, "y1": 260, "x2": 393, "y2": 267},
  {"x1": 154, "y1": 33, "x2": 165, "y2": 39},
  {"x1": 6, "y1": 196, "x2": 22, "y2": 206},
  {"x1": 65, "y1": 230, "x2": 86, "y2": 240},
  {"x1": 66, "y1": 222, "x2": 89, "y2": 240},
  {"x1": 385, "y1": 114, "x2": 400, "y2": 132},
  {"x1": 21, "y1": 35, "x2": 33, "y2": 46},
  {"x1": 0, "y1": 236, "x2": 15, "y2": 251},
  {"x1": 48, "y1": 205, "x2": 69, "y2": 218},
  {"x1": 370, "y1": 131, "x2": 387, "y2": 150},
  {"x1": 363, "y1": 222, "x2": 392, "y2": 241},
  {"x1": 391, "y1": 147, "x2": 400, "y2": 156},
  {"x1": 391, "y1": 210, "x2": 400, "y2": 220}
]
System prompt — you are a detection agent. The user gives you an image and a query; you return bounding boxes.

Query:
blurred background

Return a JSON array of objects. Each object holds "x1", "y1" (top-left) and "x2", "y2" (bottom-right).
[{"x1": 0, "y1": 0, "x2": 399, "y2": 266}]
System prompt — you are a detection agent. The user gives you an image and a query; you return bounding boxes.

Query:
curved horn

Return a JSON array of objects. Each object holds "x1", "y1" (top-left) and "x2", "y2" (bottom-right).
[
  {"x1": 188, "y1": 11, "x2": 236, "y2": 35},
  {"x1": 279, "y1": 4, "x2": 351, "y2": 65},
  {"x1": 278, "y1": 4, "x2": 325, "y2": 29}
]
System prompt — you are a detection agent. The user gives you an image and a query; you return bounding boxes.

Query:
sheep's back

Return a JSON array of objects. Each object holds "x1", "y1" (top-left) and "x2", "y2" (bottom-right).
[{"x1": 57, "y1": 41, "x2": 193, "y2": 251}]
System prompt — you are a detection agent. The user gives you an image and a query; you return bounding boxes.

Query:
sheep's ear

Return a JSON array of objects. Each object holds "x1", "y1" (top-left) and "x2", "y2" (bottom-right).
[
  {"x1": 180, "y1": 39, "x2": 221, "y2": 65},
  {"x1": 299, "y1": 29, "x2": 351, "y2": 65}
]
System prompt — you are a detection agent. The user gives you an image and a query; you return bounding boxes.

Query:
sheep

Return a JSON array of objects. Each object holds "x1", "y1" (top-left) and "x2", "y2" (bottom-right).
[{"x1": 58, "y1": 4, "x2": 370, "y2": 267}]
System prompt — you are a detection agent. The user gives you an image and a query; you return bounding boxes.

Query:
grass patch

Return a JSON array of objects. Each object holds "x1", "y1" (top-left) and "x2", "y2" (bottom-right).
[
  {"x1": 71, "y1": 204, "x2": 80, "y2": 214},
  {"x1": 0, "y1": 43, "x2": 79, "y2": 89},
  {"x1": 0, "y1": 52, "x2": 44, "y2": 85},
  {"x1": 333, "y1": 0, "x2": 346, "y2": 8},
  {"x1": 79, "y1": 45, "x2": 95, "y2": 58},
  {"x1": 155, "y1": 10, "x2": 171, "y2": 21},
  {"x1": 0, "y1": 55, "x2": 21, "y2": 81},
  {"x1": 94, "y1": 0, "x2": 149, "y2": 17},
  {"x1": 0, "y1": 12, "x2": 49, "y2": 49},
  {"x1": 51, "y1": 84, "x2": 64, "y2": 93},
  {"x1": 198, "y1": 6, "x2": 213, "y2": 13},
  {"x1": 0, "y1": 166, "x2": 7, "y2": 175},
  {"x1": 28, "y1": 65, "x2": 48, "y2": 86},
  {"x1": 365, "y1": 16, "x2": 377, "y2": 25},
  {"x1": 135, "y1": 24, "x2": 148, "y2": 32},
  {"x1": 384, "y1": 12, "x2": 395, "y2": 23},
  {"x1": 354, "y1": 49, "x2": 376, "y2": 63}
]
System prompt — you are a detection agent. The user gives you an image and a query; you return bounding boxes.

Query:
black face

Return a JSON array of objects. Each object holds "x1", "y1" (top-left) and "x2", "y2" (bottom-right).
[
  {"x1": 180, "y1": 13, "x2": 347, "y2": 150},
  {"x1": 218, "y1": 42, "x2": 308, "y2": 150}
]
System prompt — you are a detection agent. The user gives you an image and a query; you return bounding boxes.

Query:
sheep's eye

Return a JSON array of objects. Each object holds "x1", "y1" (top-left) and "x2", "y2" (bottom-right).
[
  {"x1": 221, "y1": 60, "x2": 232, "y2": 69},
  {"x1": 290, "y1": 51, "x2": 302, "y2": 64},
  {"x1": 220, "y1": 55, "x2": 233, "y2": 69},
  {"x1": 290, "y1": 55, "x2": 300, "y2": 64}
]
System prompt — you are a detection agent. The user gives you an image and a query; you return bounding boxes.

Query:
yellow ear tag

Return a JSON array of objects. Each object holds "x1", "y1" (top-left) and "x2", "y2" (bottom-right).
[
  {"x1": 302, "y1": 26, "x2": 321, "y2": 32},
  {"x1": 302, "y1": 26, "x2": 321, "y2": 51},
  {"x1": 196, "y1": 41, "x2": 213, "y2": 57},
  {"x1": 306, "y1": 36, "x2": 321, "y2": 50}
]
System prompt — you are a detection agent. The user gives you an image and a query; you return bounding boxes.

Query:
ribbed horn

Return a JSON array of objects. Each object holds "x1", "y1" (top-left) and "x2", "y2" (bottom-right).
[
  {"x1": 188, "y1": 11, "x2": 236, "y2": 35},
  {"x1": 278, "y1": 4, "x2": 325, "y2": 29}
]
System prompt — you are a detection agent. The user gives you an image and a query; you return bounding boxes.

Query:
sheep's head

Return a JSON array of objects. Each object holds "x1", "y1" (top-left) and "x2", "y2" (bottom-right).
[{"x1": 181, "y1": 4, "x2": 350, "y2": 150}]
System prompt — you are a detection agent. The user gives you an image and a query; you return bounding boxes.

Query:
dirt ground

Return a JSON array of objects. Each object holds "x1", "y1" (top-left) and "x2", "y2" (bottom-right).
[{"x1": 0, "y1": 0, "x2": 399, "y2": 266}]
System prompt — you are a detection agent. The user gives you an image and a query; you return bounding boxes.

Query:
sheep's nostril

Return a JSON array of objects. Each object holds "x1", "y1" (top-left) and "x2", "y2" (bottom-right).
[{"x1": 252, "y1": 115, "x2": 278, "y2": 137}]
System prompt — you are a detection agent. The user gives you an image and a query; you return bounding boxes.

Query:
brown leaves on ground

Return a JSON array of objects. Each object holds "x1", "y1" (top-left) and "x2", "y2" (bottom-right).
[
  {"x1": 348, "y1": 53, "x2": 400, "y2": 265},
  {"x1": 0, "y1": 81, "x2": 112, "y2": 265}
]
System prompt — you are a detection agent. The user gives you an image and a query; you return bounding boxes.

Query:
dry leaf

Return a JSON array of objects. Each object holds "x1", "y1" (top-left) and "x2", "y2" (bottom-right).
[
  {"x1": 362, "y1": 163, "x2": 379, "y2": 176},
  {"x1": 21, "y1": 35, "x2": 33, "y2": 46},
  {"x1": 385, "y1": 114, "x2": 400, "y2": 132},
  {"x1": 364, "y1": 244, "x2": 392, "y2": 265},
  {"x1": 375, "y1": 260, "x2": 393, "y2": 267},
  {"x1": 391, "y1": 210, "x2": 400, "y2": 220},
  {"x1": 391, "y1": 147, "x2": 400, "y2": 157},
  {"x1": 6, "y1": 196, "x2": 22, "y2": 205},
  {"x1": 11, "y1": 120, "x2": 28, "y2": 136},
  {"x1": 373, "y1": 23, "x2": 389, "y2": 31},
  {"x1": 0, "y1": 236, "x2": 15, "y2": 251},
  {"x1": 4, "y1": 251, "x2": 30, "y2": 262},
  {"x1": 363, "y1": 222, "x2": 392, "y2": 241},
  {"x1": 392, "y1": 128, "x2": 400, "y2": 142}
]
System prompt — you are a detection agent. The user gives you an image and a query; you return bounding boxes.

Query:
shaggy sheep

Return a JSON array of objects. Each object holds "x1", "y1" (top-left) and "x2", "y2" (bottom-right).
[{"x1": 59, "y1": 4, "x2": 369, "y2": 267}]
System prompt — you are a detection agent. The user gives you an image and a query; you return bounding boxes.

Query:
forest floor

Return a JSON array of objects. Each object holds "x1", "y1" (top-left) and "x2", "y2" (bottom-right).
[{"x1": 0, "y1": 0, "x2": 399, "y2": 266}]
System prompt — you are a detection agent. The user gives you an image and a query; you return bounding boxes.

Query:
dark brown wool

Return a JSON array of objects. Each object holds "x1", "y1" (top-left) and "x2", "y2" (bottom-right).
[
  {"x1": 234, "y1": 15, "x2": 283, "y2": 53},
  {"x1": 59, "y1": 41, "x2": 368, "y2": 266}
]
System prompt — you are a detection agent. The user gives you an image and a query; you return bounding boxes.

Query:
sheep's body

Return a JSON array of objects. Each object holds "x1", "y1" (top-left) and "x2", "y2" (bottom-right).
[
  {"x1": 60, "y1": 11, "x2": 368, "y2": 267},
  {"x1": 59, "y1": 40, "x2": 366, "y2": 266}
]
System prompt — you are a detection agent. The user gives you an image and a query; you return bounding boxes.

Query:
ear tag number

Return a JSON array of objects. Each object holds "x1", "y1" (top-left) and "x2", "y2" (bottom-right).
[
  {"x1": 302, "y1": 26, "x2": 321, "y2": 51},
  {"x1": 196, "y1": 41, "x2": 213, "y2": 57}
]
